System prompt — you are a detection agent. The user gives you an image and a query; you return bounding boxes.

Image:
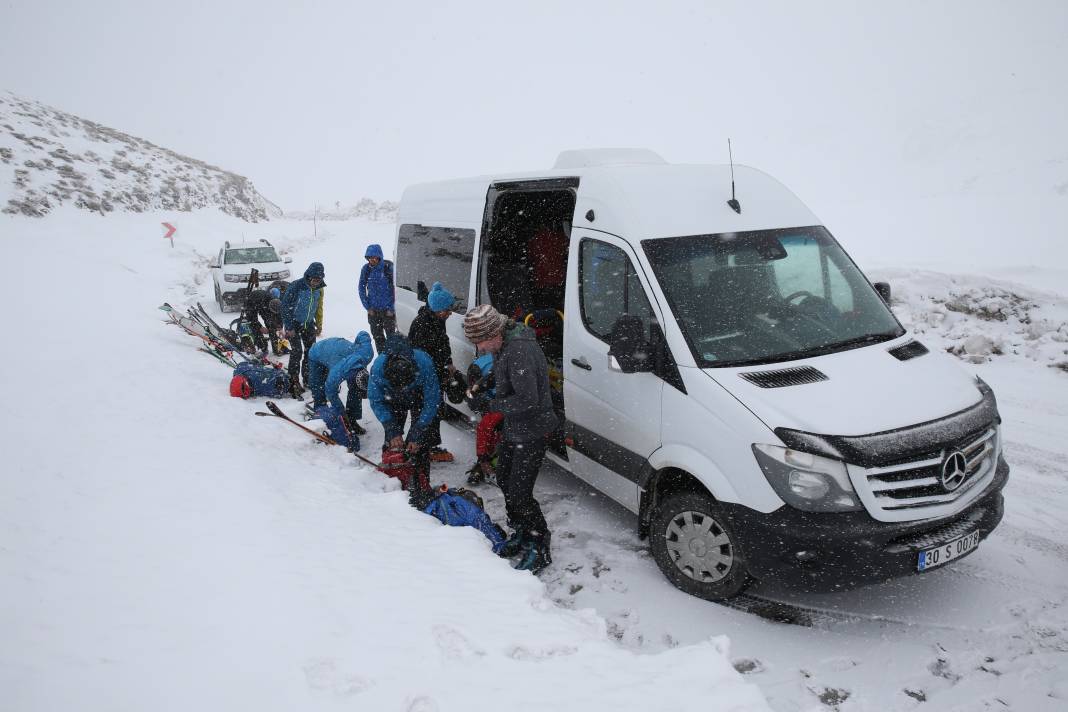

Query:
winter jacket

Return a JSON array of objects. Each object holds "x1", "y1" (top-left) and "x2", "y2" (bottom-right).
[
  {"x1": 281, "y1": 263, "x2": 325, "y2": 332},
  {"x1": 408, "y1": 305, "x2": 453, "y2": 379},
  {"x1": 309, "y1": 331, "x2": 374, "y2": 411},
  {"x1": 490, "y1": 322, "x2": 558, "y2": 443},
  {"x1": 368, "y1": 333, "x2": 441, "y2": 442},
  {"x1": 358, "y1": 244, "x2": 395, "y2": 311}
]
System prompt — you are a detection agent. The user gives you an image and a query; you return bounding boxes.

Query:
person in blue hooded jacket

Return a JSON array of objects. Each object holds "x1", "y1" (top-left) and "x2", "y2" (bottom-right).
[
  {"x1": 367, "y1": 333, "x2": 440, "y2": 456},
  {"x1": 358, "y1": 244, "x2": 395, "y2": 354},
  {"x1": 281, "y1": 262, "x2": 326, "y2": 396},
  {"x1": 307, "y1": 330, "x2": 374, "y2": 436}
]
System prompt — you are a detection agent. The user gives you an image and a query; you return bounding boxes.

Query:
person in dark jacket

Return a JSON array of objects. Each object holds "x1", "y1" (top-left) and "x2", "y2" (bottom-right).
[
  {"x1": 358, "y1": 244, "x2": 396, "y2": 354},
  {"x1": 240, "y1": 288, "x2": 283, "y2": 354},
  {"x1": 408, "y1": 281, "x2": 457, "y2": 462},
  {"x1": 463, "y1": 304, "x2": 557, "y2": 573},
  {"x1": 307, "y1": 330, "x2": 374, "y2": 436},
  {"x1": 281, "y1": 262, "x2": 325, "y2": 397}
]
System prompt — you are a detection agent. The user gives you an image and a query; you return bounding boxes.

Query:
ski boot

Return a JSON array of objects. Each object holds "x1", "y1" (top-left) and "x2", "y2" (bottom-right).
[
  {"x1": 514, "y1": 534, "x2": 551, "y2": 574},
  {"x1": 497, "y1": 525, "x2": 528, "y2": 558},
  {"x1": 428, "y1": 447, "x2": 454, "y2": 463}
]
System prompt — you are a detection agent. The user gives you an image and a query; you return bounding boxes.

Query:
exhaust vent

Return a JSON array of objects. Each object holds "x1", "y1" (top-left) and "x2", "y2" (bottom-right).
[
  {"x1": 739, "y1": 366, "x2": 828, "y2": 388},
  {"x1": 888, "y1": 340, "x2": 929, "y2": 362}
]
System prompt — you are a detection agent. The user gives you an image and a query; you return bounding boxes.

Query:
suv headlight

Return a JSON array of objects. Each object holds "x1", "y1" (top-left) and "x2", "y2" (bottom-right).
[
  {"x1": 752, "y1": 444, "x2": 863, "y2": 512},
  {"x1": 224, "y1": 273, "x2": 248, "y2": 283},
  {"x1": 279, "y1": 269, "x2": 290, "y2": 279}
]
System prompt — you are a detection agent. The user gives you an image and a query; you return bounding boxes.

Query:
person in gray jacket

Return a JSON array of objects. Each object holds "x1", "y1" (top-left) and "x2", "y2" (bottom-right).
[{"x1": 463, "y1": 304, "x2": 557, "y2": 573}]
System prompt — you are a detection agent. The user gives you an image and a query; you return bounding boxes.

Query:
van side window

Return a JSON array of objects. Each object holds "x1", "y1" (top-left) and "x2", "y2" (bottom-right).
[
  {"x1": 396, "y1": 224, "x2": 476, "y2": 311},
  {"x1": 579, "y1": 239, "x2": 655, "y2": 342}
]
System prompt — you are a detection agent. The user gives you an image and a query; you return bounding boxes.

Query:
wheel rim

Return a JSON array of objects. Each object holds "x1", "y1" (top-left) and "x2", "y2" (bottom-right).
[{"x1": 664, "y1": 510, "x2": 734, "y2": 583}]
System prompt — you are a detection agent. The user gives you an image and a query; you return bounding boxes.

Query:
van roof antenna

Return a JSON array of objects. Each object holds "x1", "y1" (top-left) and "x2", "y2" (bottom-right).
[{"x1": 727, "y1": 138, "x2": 741, "y2": 214}]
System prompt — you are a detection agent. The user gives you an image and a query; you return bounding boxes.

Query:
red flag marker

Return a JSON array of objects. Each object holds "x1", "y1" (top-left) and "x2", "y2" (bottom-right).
[{"x1": 162, "y1": 222, "x2": 176, "y2": 247}]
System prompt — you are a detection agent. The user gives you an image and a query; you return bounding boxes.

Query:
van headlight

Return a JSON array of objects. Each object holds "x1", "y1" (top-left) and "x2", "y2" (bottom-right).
[{"x1": 752, "y1": 444, "x2": 863, "y2": 512}]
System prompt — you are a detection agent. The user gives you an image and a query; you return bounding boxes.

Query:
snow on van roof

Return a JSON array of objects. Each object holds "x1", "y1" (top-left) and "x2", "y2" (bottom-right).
[
  {"x1": 552, "y1": 148, "x2": 667, "y2": 169},
  {"x1": 399, "y1": 162, "x2": 821, "y2": 239}
]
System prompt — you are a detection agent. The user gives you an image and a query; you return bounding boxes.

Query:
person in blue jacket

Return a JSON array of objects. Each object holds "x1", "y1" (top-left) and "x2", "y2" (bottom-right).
[
  {"x1": 307, "y1": 330, "x2": 374, "y2": 436},
  {"x1": 367, "y1": 333, "x2": 441, "y2": 455},
  {"x1": 281, "y1": 262, "x2": 326, "y2": 397},
  {"x1": 358, "y1": 244, "x2": 396, "y2": 354}
]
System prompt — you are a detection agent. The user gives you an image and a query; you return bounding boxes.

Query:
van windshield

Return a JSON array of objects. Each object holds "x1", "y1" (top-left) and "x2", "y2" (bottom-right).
[
  {"x1": 225, "y1": 247, "x2": 279, "y2": 265},
  {"x1": 642, "y1": 226, "x2": 904, "y2": 368}
]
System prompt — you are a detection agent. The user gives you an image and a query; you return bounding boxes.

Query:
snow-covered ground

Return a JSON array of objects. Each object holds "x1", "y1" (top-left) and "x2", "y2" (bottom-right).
[{"x1": 3, "y1": 208, "x2": 1067, "y2": 711}]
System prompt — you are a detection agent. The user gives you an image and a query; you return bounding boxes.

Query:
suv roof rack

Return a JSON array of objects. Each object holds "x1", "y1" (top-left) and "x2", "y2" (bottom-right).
[
  {"x1": 224, "y1": 240, "x2": 231, "y2": 249},
  {"x1": 259, "y1": 238, "x2": 272, "y2": 246}
]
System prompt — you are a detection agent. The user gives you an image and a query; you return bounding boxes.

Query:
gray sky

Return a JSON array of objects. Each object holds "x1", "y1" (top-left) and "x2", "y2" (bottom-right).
[{"x1": 2, "y1": 0, "x2": 1066, "y2": 227}]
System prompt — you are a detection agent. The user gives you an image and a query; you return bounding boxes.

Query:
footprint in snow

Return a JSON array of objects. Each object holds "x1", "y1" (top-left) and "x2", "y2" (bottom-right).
[{"x1": 433, "y1": 624, "x2": 486, "y2": 660}]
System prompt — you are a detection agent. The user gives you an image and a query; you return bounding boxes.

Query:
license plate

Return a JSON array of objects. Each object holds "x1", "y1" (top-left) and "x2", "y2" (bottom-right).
[{"x1": 917, "y1": 529, "x2": 981, "y2": 571}]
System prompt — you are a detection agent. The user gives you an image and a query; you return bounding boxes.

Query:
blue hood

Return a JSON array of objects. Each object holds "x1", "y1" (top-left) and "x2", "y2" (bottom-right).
[
  {"x1": 365, "y1": 244, "x2": 384, "y2": 260},
  {"x1": 304, "y1": 262, "x2": 325, "y2": 279}
]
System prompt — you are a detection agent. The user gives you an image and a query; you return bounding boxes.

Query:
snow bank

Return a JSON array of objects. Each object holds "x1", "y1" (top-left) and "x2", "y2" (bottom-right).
[
  {"x1": 0, "y1": 208, "x2": 769, "y2": 712},
  {"x1": 873, "y1": 268, "x2": 1068, "y2": 372}
]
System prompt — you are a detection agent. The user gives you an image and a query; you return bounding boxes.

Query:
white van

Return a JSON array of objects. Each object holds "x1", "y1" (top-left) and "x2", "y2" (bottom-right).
[{"x1": 393, "y1": 149, "x2": 1008, "y2": 600}]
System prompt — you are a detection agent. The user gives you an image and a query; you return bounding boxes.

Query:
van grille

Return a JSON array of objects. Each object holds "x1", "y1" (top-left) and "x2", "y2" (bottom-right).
[
  {"x1": 888, "y1": 340, "x2": 930, "y2": 361},
  {"x1": 848, "y1": 426, "x2": 998, "y2": 522},
  {"x1": 739, "y1": 366, "x2": 828, "y2": 388}
]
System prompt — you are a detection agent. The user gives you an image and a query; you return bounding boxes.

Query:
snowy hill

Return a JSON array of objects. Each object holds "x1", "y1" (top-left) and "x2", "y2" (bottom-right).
[{"x1": 0, "y1": 92, "x2": 280, "y2": 221}]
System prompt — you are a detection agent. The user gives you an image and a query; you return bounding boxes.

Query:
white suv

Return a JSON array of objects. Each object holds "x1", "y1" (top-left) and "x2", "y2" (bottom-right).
[{"x1": 210, "y1": 239, "x2": 292, "y2": 312}]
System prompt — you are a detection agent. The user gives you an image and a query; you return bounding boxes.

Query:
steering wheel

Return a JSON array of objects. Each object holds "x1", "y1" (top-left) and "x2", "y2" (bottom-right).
[{"x1": 784, "y1": 290, "x2": 815, "y2": 304}]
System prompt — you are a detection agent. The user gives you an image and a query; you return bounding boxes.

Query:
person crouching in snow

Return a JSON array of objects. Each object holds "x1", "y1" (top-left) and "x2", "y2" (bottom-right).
[
  {"x1": 465, "y1": 351, "x2": 503, "y2": 486},
  {"x1": 307, "y1": 330, "x2": 374, "y2": 438},
  {"x1": 367, "y1": 334, "x2": 440, "y2": 502},
  {"x1": 359, "y1": 244, "x2": 396, "y2": 354},
  {"x1": 281, "y1": 262, "x2": 326, "y2": 397},
  {"x1": 462, "y1": 304, "x2": 556, "y2": 574},
  {"x1": 408, "y1": 281, "x2": 459, "y2": 463}
]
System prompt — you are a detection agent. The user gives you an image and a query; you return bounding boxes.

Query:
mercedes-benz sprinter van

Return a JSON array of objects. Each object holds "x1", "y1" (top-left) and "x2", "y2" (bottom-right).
[{"x1": 393, "y1": 148, "x2": 1008, "y2": 600}]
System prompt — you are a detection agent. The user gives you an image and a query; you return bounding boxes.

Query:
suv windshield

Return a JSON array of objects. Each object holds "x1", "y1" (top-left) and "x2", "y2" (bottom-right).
[
  {"x1": 225, "y1": 247, "x2": 279, "y2": 265},
  {"x1": 642, "y1": 226, "x2": 904, "y2": 368}
]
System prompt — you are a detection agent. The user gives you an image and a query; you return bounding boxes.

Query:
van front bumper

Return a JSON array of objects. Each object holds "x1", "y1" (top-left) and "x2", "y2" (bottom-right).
[{"x1": 720, "y1": 455, "x2": 1008, "y2": 592}]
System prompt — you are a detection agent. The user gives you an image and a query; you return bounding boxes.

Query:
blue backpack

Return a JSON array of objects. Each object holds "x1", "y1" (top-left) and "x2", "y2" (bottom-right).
[
  {"x1": 424, "y1": 489, "x2": 507, "y2": 553},
  {"x1": 230, "y1": 362, "x2": 290, "y2": 399}
]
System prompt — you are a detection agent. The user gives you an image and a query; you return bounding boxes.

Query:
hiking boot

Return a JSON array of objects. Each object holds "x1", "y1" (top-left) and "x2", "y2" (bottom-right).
[
  {"x1": 349, "y1": 421, "x2": 367, "y2": 436},
  {"x1": 466, "y1": 464, "x2": 486, "y2": 485},
  {"x1": 290, "y1": 381, "x2": 305, "y2": 399},
  {"x1": 514, "y1": 540, "x2": 551, "y2": 574},
  {"x1": 428, "y1": 447, "x2": 454, "y2": 463},
  {"x1": 497, "y1": 526, "x2": 528, "y2": 558}
]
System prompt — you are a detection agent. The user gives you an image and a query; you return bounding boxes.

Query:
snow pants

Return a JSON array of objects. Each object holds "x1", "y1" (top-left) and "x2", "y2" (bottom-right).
[
  {"x1": 367, "y1": 311, "x2": 396, "y2": 355},
  {"x1": 496, "y1": 438, "x2": 550, "y2": 544},
  {"x1": 287, "y1": 325, "x2": 317, "y2": 390}
]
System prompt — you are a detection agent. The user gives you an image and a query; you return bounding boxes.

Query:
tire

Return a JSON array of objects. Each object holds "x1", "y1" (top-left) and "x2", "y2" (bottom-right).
[
  {"x1": 650, "y1": 491, "x2": 753, "y2": 601},
  {"x1": 214, "y1": 282, "x2": 223, "y2": 311}
]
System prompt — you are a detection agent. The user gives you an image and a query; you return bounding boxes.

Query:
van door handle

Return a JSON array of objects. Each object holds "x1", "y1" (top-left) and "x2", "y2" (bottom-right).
[{"x1": 571, "y1": 357, "x2": 592, "y2": 371}]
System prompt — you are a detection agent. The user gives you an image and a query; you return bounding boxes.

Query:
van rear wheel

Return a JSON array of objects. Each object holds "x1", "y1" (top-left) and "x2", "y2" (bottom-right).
[{"x1": 650, "y1": 491, "x2": 752, "y2": 601}]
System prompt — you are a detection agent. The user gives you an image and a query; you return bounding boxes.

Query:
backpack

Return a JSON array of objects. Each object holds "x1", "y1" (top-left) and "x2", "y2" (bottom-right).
[
  {"x1": 423, "y1": 487, "x2": 507, "y2": 553},
  {"x1": 229, "y1": 362, "x2": 290, "y2": 399}
]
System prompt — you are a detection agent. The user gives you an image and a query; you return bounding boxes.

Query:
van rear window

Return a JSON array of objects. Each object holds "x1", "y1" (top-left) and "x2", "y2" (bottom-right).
[{"x1": 396, "y1": 224, "x2": 475, "y2": 311}]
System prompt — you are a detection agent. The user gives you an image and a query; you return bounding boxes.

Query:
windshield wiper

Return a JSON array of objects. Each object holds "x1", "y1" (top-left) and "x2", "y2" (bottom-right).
[{"x1": 786, "y1": 330, "x2": 902, "y2": 360}]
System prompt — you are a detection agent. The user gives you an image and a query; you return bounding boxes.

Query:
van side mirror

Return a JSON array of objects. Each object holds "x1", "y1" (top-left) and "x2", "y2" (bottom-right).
[
  {"x1": 210, "y1": 262, "x2": 220, "y2": 269},
  {"x1": 284, "y1": 256, "x2": 293, "y2": 264},
  {"x1": 874, "y1": 281, "x2": 892, "y2": 305},
  {"x1": 607, "y1": 315, "x2": 652, "y2": 373}
]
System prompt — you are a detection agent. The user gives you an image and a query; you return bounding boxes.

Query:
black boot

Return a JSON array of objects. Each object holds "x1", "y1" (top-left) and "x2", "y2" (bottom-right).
[
  {"x1": 514, "y1": 532, "x2": 551, "y2": 573},
  {"x1": 498, "y1": 526, "x2": 528, "y2": 558}
]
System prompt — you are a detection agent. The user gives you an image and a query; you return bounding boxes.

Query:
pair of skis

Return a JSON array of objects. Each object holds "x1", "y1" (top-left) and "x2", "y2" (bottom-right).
[
  {"x1": 254, "y1": 401, "x2": 407, "y2": 472},
  {"x1": 160, "y1": 303, "x2": 281, "y2": 370}
]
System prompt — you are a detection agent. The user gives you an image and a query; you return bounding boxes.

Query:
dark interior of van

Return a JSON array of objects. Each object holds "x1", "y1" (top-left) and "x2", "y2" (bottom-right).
[{"x1": 479, "y1": 186, "x2": 576, "y2": 442}]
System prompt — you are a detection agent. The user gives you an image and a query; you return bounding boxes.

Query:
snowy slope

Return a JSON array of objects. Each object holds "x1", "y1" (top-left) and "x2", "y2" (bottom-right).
[
  {"x1": 0, "y1": 209, "x2": 770, "y2": 712},
  {"x1": 0, "y1": 93, "x2": 279, "y2": 221}
]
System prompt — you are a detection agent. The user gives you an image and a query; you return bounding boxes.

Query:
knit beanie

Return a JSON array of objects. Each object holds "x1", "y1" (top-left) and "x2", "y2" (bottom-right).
[
  {"x1": 463, "y1": 304, "x2": 506, "y2": 342},
  {"x1": 427, "y1": 281, "x2": 456, "y2": 312}
]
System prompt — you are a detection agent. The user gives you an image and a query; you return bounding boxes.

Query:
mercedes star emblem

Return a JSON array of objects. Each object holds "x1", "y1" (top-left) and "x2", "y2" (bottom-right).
[{"x1": 941, "y1": 451, "x2": 968, "y2": 492}]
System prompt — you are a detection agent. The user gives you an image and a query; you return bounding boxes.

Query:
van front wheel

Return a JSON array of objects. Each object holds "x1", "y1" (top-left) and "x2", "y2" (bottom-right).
[{"x1": 650, "y1": 492, "x2": 752, "y2": 601}]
